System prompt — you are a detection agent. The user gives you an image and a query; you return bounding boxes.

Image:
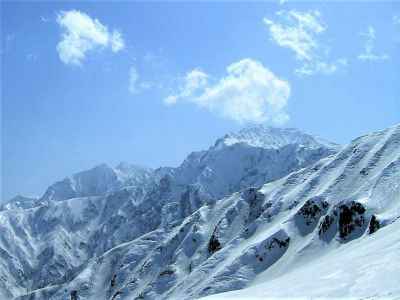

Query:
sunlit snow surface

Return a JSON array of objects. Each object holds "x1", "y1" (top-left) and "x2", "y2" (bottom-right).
[
  {"x1": 203, "y1": 217, "x2": 400, "y2": 300},
  {"x1": 1, "y1": 125, "x2": 399, "y2": 300}
]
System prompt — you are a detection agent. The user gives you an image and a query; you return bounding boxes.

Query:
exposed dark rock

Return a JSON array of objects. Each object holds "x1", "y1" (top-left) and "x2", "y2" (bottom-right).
[
  {"x1": 319, "y1": 215, "x2": 334, "y2": 235},
  {"x1": 369, "y1": 215, "x2": 380, "y2": 234},
  {"x1": 319, "y1": 201, "x2": 368, "y2": 241},
  {"x1": 208, "y1": 233, "x2": 222, "y2": 254},
  {"x1": 159, "y1": 269, "x2": 174, "y2": 276},
  {"x1": 111, "y1": 291, "x2": 122, "y2": 300},
  {"x1": 299, "y1": 200, "x2": 322, "y2": 225},
  {"x1": 338, "y1": 202, "x2": 366, "y2": 239},
  {"x1": 321, "y1": 201, "x2": 329, "y2": 210},
  {"x1": 70, "y1": 290, "x2": 78, "y2": 300},
  {"x1": 188, "y1": 262, "x2": 192, "y2": 273},
  {"x1": 295, "y1": 197, "x2": 329, "y2": 235},
  {"x1": 268, "y1": 237, "x2": 290, "y2": 249},
  {"x1": 111, "y1": 274, "x2": 117, "y2": 288}
]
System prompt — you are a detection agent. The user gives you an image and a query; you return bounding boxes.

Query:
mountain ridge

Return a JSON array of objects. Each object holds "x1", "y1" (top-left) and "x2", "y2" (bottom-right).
[
  {"x1": 1, "y1": 124, "x2": 399, "y2": 300},
  {"x1": 4, "y1": 125, "x2": 337, "y2": 207}
]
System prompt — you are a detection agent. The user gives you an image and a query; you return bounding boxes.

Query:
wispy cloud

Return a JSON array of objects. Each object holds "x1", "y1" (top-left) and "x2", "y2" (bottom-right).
[
  {"x1": 394, "y1": 15, "x2": 400, "y2": 26},
  {"x1": 263, "y1": 10, "x2": 345, "y2": 76},
  {"x1": 357, "y1": 26, "x2": 389, "y2": 62},
  {"x1": 164, "y1": 69, "x2": 208, "y2": 105},
  {"x1": 40, "y1": 16, "x2": 49, "y2": 23},
  {"x1": 128, "y1": 66, "x2": 152, "y2": 94},
  {"x1": 56, "y1": 10, "x2": 125, "y2": 66},
  {"x1": 129, "y1": 66, "x2": 140, "y2": 94},
  {"x1": 296, "y1": 58, "x2": 348, "y2": 76},
  {"x1": 164, "y1": 59, "x2": 290, "y2": 125}
]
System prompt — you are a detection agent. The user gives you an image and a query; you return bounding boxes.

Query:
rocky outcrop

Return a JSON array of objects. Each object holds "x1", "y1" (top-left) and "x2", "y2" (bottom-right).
[{"x1": 295, "y1": 197, "x2": 329, "y2": 235}]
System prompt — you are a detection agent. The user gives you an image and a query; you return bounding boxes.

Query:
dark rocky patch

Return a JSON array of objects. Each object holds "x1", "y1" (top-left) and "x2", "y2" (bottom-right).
[
  {"x1": 110, "y1": 274, "x2": 117, "y2": 288},
  {"x1": 338, "y1": 202, "x2": 366, "y2": 239},
  {"x1": 70, "y1": 290, "x2": 78, "y2": 300},
  {"x1": 267, "y1": 237, "x2": 290, "y2": 250},
  {"x1": 319, "y1": 201, "x2": 369, "y2": 242},
  {"x1": 208, "y1": 233, "x2": 222, "y2": 254},
  {"x1": 295, "y1": 197, "x2": 329, "y2": 235},
  {"x1": 111, "y1": 291, "x2": 122, "y2": 300},
  {"x1": 299, "y1": 201, "x2": 321, "y2": 225},
  {"x1": 368, "y1": 215, "x2": 380, "y2": 234},
  {"x1": 159, "y1": 269, "x2": 174, "y2": 276},
  {"x1": 319, "y1": 215, "x2": 335, "y2": 235}
]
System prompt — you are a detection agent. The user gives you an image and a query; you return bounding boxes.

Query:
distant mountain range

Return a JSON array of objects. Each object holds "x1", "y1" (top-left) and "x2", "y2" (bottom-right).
[{"x1": 1, "y1": 124, "x2": 399, "y2": 300}]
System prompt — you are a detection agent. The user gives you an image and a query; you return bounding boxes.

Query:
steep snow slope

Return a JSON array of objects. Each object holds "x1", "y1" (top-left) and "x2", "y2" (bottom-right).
[
  {"x1": 2, "y1": 124, "x2": 399, "y2": 300},
  {"x1": 0, "y1": 126, "x2": 337, "y2": 299},
  {"x1": 171, "y1": 126, "x2": 338, "y2": 199},
  {"x1": 203, "y1": 217, "x2": 400, "y2": 299},
  {"x1": 202, "y1": 123, "x2": 400, "y2": 300}
]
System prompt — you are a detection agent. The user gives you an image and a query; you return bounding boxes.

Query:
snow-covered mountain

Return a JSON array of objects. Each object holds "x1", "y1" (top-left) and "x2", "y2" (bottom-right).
[
  {"x1": 0, "y1": 195, "x2": 38, "y2": 211},
  {"x1": 169, "y1": 126, "x2": 338, "y2": 199},
  {"x1": 1, "y1": 124, "x2": 399, "y2": 300},
  {"x1": 39, "y1": 163, "x2": 155, "y2": 203}
]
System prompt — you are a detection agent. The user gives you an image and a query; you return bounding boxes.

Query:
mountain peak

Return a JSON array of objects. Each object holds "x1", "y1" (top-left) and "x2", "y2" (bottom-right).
[{"x1": 216, "y1": 125, "x2": 339, "y2": 150}]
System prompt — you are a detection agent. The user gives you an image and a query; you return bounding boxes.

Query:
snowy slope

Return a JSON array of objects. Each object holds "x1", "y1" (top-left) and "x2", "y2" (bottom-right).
[
  {"x1": 171, "y1": 126, "x2": 338, "y2": 199},
  {"x1": 1, "y1": 124, "x2": 399, "y2": 300},
  {"x1": 0, "y1": 126, "x2": 337, "y2": 299},
  {"x1": 202, "y1": 123, "x2": 400, "y2": 300},
  {"x1": 203, "y1": 217, "x2": 400, "y2": 300},
  {"x1": 0, "y1": 195, "x2": 38, "y2": 211}
]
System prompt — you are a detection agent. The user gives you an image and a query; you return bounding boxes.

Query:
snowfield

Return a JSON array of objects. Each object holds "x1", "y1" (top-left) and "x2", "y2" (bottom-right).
[
  {"x1": 203, "y1": 217, "x2": 400, "y2": 300},
  {"x1": 0, "y1": 125, "x2": 399, "y2": 300}
]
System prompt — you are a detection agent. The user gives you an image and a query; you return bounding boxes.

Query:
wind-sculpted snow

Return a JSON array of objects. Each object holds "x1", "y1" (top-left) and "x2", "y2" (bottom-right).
[{"x1": 1, "y1": 124, "x2": 399, "y2": 300}]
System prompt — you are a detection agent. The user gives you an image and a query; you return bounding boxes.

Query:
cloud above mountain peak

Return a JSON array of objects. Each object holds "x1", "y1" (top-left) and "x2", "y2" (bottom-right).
[{"x1": 164, "y1": 59, "x2": 291, "y2": 125}]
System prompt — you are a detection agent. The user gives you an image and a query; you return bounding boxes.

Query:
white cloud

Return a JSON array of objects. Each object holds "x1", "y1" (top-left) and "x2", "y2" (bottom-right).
[
  {"x1": 164, "y1": 59, "x2": 290, "y2": 125},
  {"x1": 296, "y1": 58, "x2": 348, "y2": 76},
  {"x1": 110, "y1": 30, "x2": 124, "y2": 52},
  {"x1": 56, "y1": 10, "x2": 125, "y2": 65},
  {"x1": 357, "y1": 26, "x2": 389, "y2": 62},
  {"x1": 128, "y1": 66, "x2": 152, "y2": 94},
  {"x1": 129, "y1": 66, "x2": 140, "y2": 94},
  {"x1": 264, "y1": 10, "x2": 325, "y2": 62},
  {"x1": 263, "y1": 10, "x2": 345, "y2": 76},
  {"x1": 164, "y1": 69, "x2": 208, "y2": 105}
]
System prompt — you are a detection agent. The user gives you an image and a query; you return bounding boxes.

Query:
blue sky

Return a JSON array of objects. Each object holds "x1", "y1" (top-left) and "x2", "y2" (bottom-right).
[{"x1": 2, "y1": 1, "x2": 399, "y2": 200}]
